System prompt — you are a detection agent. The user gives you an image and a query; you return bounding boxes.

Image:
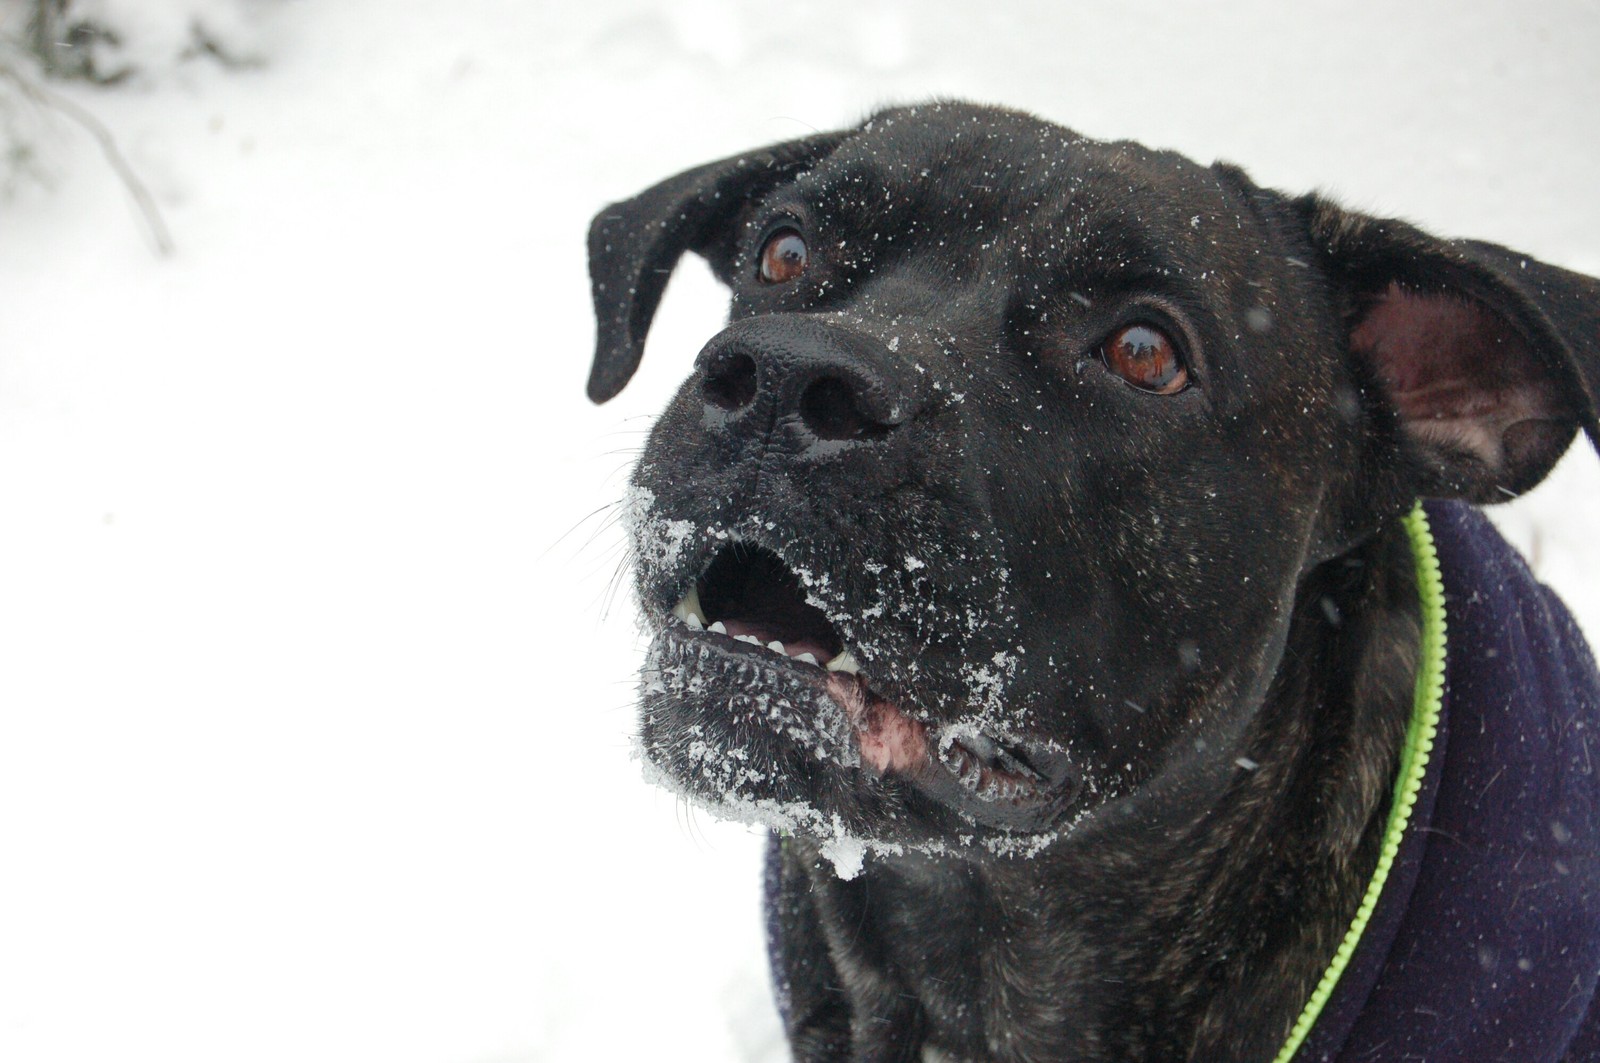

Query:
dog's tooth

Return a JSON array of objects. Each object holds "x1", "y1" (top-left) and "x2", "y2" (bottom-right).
[
  {"x1": 795, "y1": 652, "x2": 819, "y2": 666},
  {"x1": 672, "y1": 584, "x2": 707, "y2": 627},
  {"x1": 768, "y1": 640, "x2": 786, "y2": 655},
  {"x1": 708, "y1": 621, "x2": 728, "y2": 635},
  {"x1": 826, "y1": 649, "x2": 862, "y2": 674}
]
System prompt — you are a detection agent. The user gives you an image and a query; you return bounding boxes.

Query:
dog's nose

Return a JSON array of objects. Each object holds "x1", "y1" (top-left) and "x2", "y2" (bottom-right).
[{"x1": 696, "y1": 316, "x2": 914, "y2": 448}]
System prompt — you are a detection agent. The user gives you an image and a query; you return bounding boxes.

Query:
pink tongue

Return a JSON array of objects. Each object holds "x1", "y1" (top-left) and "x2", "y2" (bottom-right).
[{"x1": 825, "y1": 673, "x2": 929, "y2": 774}]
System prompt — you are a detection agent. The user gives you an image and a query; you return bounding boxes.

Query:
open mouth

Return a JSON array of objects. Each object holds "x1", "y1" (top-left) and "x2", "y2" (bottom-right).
[{"x1": 661, "y1": 542, "x2": 1075, "y2": 819}]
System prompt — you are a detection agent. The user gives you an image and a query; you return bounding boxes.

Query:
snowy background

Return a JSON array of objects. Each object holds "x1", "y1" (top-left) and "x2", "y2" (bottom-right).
[{"x1": 0, "y1": 2, "x2": 1596, "y2": 1061}]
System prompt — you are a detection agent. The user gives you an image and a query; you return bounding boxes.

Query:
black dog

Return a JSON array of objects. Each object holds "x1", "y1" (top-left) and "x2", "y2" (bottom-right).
[{"x1": 586, "y1": 103, "x2": 1600, "y2": 1061}]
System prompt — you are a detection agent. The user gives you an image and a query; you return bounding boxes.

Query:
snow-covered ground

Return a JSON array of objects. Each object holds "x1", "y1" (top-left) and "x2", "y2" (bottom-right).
[{"x1": 0, "y1": 2, "x2": 1595, "y2": 1060}]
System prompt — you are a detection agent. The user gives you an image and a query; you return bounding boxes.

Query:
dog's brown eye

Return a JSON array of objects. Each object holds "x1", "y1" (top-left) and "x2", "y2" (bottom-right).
[
  {"x1": 1099, "y1": 324, "x2": 1189, "y2": 394},
  {"x1": 758, "y1": 228, "x2": 808, "y2": 284}
]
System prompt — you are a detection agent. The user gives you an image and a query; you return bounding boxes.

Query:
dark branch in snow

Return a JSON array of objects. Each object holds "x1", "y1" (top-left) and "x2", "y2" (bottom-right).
[{"x1": 0, "y1": 57, "x2": 174, "y2": 255}]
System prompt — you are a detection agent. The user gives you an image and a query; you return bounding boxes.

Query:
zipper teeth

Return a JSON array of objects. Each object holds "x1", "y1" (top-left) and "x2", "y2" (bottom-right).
[{"x1": 1272, "y1": 502, "x2": 1448, "y2": 1063}]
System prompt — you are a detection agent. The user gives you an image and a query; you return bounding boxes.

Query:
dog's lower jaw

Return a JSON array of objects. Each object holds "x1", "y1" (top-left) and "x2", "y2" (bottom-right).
[{"x1": 776, "y1": 521, "x2": 1422, "y2": 1063}]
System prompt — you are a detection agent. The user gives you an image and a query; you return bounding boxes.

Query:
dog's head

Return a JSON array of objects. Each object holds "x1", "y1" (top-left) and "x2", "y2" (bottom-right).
[{"x1": 588, "y1": 103, "x2": 1600, "y2": 860}]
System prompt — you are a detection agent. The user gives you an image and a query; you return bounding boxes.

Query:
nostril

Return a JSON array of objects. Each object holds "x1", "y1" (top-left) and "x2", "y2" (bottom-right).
[
  {"x1": 800, "y1": 376, "x2": 891, "y2": 442},
  {"x1": 703, "y1": 352, "x2": 758, "y2": 411}
]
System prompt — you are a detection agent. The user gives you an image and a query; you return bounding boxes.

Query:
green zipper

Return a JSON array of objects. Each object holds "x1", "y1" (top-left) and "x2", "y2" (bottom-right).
[{"x1": 1270, "y1": 502, "x2": 1448, "y2": 1062}]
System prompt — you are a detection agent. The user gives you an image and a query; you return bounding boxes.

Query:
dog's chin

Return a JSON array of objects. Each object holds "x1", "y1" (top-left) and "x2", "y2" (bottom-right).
[{"x1": 638, "y1": 619, "x2": 1082, "y2": 849}]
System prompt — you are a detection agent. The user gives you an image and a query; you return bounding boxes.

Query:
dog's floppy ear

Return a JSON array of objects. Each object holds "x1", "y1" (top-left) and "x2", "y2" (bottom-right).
[
  {"x1": 585, "y1": 130, "x2": 849, "y2": 403},
  {"x1": 1297, "y1": 196, "x2": 1600, "y2": 502}
]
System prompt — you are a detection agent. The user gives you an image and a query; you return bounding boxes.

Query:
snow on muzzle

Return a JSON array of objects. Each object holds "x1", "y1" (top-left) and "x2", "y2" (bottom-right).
[{"x1": 655, "y1": 542, "x2": 1080, "y2": 825}]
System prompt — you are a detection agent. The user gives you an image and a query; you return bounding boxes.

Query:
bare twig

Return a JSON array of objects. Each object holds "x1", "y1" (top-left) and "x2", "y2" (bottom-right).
[{"x1": 0, "y1": 58, "x2": 173, "y2": 255}]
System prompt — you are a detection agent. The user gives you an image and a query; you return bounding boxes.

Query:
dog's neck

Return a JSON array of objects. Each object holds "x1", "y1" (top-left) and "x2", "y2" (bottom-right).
[{"x1": 798, "y1": 516, "x2": 1422, "y2": 1061}]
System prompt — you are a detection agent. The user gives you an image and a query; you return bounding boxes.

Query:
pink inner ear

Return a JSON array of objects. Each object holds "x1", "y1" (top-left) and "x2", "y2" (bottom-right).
[{"x1": 1351, "y1": 282, "x2": 1556, "y2": 468}]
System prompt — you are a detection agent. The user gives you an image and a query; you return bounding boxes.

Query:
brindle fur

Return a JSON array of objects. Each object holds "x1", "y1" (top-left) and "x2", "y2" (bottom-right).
[{"x1": 775, "y1": 527, "x2": 1418, "y2": 1061}]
